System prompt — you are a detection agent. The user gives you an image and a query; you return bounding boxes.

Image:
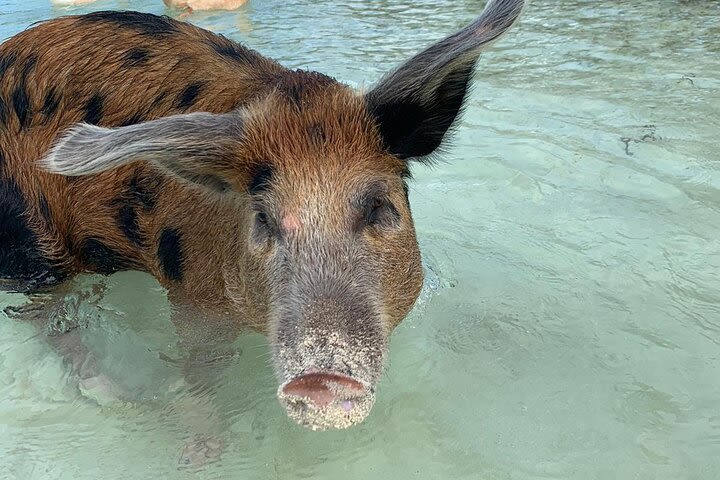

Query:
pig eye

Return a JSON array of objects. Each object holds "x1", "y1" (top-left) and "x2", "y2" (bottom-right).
[
  {"x1": 366, "y1": 199, "x2": 384, "y2": 225},
  {"x1": 256, "y1": 211, "x2": 269, "y2": 226},
  {"x1": 364, "y1": 197, "x2": 400, "y2": 229},
  {"x1": 252, "y1": 207, "x2": 277, "y2": 242}
]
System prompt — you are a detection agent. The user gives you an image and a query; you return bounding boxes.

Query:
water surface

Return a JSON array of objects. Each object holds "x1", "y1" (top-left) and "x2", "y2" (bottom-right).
[{"x1": 1, "y1": 0, "x2": 719, "y2": 478}]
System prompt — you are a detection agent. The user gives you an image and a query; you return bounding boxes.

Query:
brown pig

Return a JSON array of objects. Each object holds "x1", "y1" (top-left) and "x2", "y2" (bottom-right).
[{"x1": 0, "y1": 0, "x2": 525, "y2": 430}]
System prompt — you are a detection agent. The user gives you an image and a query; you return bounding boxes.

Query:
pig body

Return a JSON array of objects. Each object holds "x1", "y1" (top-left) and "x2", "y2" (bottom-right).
[
  {"x1": 0, "y1": 2, "x2": 525, "y2": 429},
  {"x1": 1, "y1": 12, "x2": 285, "y2": 314}
]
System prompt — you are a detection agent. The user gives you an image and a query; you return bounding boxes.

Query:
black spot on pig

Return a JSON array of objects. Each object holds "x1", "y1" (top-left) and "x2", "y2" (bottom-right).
[
  {"x1": 0, "y1": 175, "x2": 63, "y2": 290},
  {"x1": 0, "y1": 52, "x2": 18, "y2": 77},
  {"x1": 122, "y1": 48, "x2": 152, "y2": 68},
  {"x1": 157, "y1": 228, "x2": 184, "y2": 282},
  {"x1": 12, "y1": 86, "x2": 31, "y2": 130},
  {"x1": 127, "y1": 173, "x2": 161, "y2": 212},
  {"x1": 79, "y1": 238, "x2": 133, "y2": 275},
  {"x1": 117, "y1": 204, "x2": 145, "y2": 248},
  {"x1": 12, "y1": 55, "x2": 37, "y2": 131},
  {"x1": 84, "y1": 93, "x2": 104, "y2": 125},
  {"x1": 0, "y1": 97, "x2": 8, "y2": 127},
  {"x1": 40, "y1": 88, "x2": 61, "y2": 120},
  {"x1": 78, "y1": 11, "x2": 180, "y2": 39},
  {"x1": 176, "y1": 82, "x2": 206, "y2": 110},
  {"x1": 208, "y1": 35, "x2": 257, "y2": 65}
]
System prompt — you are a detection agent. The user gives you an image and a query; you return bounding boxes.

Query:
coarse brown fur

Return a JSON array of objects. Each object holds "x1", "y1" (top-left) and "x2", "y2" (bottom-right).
[
  {"x1": 0, "y1": 1, "x2": 525, "y2": 430},
  {"x1": 1, "y1": 14, "x2": 278, "y2": 295}
]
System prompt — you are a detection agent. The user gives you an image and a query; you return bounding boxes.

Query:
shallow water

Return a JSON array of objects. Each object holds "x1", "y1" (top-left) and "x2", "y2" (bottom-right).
[{"x1": 1, "y1": 0, "x2": 720, "y2": 478}]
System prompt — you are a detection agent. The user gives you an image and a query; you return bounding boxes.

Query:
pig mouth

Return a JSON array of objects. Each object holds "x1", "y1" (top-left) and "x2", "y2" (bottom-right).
[{"x1": 277, "y1": 369, "x2": 376, "y2": 431}]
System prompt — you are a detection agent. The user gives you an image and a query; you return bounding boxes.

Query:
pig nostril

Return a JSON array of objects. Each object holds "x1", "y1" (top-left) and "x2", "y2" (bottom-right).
[{"x1": 282, "y1": 372, "x2": 365, "y2": 408}]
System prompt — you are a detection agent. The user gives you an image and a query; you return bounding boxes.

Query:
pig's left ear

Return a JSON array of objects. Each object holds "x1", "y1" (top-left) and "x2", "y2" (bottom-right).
[
  {"x1": 365, "y1": 0, "x2": 524, "y2": 160},
  {"x1": 42, "y1": 111, "x2": 244, "y2": 193}
]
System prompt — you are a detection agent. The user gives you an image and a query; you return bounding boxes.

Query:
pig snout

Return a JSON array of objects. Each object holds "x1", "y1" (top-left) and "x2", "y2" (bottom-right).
[
  {"x1": 271, "y1": 296, "x2": 385, "y2": 430},
  {"x1": 282, "y1": 371, "x2": 366, "y2": 408},
  {"x1": 278, "y1": 368, "x2": 377, "y2": 431}
]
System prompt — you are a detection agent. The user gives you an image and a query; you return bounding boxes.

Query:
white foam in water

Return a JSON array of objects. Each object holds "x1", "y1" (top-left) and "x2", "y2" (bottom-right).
[{"x1": 2, "y1": 0, "x2": 720, "y2": 478}]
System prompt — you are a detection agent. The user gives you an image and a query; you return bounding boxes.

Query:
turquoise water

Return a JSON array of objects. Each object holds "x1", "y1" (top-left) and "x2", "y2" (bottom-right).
[{"x1": 2, "y1": 0, "x2": 720, "y2": 478}]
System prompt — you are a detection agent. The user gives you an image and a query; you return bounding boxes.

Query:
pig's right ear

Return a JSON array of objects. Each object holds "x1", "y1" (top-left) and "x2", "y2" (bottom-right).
[
  {"x1": 365, "y1": 0, "x2": 524, "y2": 160},
  {"x1": 42, "y1": 111, "x2": 244, "y2": 193}
]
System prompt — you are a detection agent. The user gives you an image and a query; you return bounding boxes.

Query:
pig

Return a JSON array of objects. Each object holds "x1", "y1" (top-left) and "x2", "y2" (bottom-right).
[
  {"x1": 162, "y1": 0, "x2": 250, "y2": 10},
  {"x1": 51, "y1": 0, "x2": 249, "y2": 10},
  {"x1": 0, "y1": 0, "x2": 525, "y2": 430}
]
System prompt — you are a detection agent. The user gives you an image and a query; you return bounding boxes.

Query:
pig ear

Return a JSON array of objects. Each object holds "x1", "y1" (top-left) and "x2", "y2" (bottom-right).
[
  {"x1": 42, "y1": 111, "x2": 244, "y2": 193},
  {"x1": 365, "y1": 0, "x2": 524, "y2": 160}
]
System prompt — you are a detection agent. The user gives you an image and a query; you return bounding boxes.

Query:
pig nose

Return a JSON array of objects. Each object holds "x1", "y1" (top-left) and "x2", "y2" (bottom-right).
[{"x1": 282, "y1": 371, "x2": 366, "y2": 408}]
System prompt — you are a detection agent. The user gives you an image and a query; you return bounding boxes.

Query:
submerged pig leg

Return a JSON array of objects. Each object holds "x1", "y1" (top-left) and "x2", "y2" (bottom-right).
[
  {"x1": 165, "y1": 301, "x2": 243, "y2": 468},
  {"x1": 4, "y1": 280, "x2": 122, "y2": 404}
]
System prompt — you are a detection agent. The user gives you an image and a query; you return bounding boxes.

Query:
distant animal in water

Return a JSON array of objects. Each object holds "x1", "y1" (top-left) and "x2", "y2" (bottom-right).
[
  {"x1": 50, "y1": 0, "x2": 249, "y2": 10},
  {"x1": 163, "y1": 0, "x2": 249, "y2": 10},
  {"x1": 0, "y1": 1, "x2": 525, "y2": 432}
]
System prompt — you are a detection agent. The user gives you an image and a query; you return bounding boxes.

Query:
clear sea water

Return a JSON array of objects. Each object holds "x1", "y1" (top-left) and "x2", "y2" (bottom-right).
[{"x1": 1, "y1": 0, "x2": 719, "y2": 478}]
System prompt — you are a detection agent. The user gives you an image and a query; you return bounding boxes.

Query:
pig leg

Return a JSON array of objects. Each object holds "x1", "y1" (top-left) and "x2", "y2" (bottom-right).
[
  {"x1": 4, "y1": 280, "x2": 121, "y2": 404},
  {"x1": 168, "y1": 301, "x2": 242, "y2": 387},
  {"x1": 166, "y1": 300, "x2": 242, "y2": 468}
]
